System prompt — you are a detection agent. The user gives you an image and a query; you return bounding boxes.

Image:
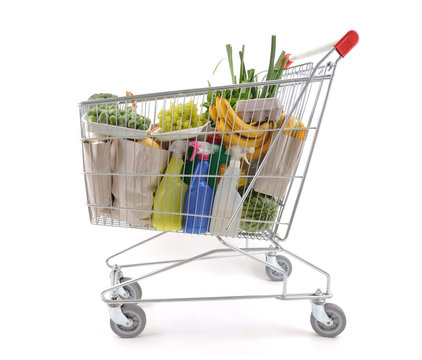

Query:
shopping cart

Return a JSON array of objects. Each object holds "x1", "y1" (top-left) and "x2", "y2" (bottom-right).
[{"x1": 79, "y1": 31, "x2": 358, "y2": 338}]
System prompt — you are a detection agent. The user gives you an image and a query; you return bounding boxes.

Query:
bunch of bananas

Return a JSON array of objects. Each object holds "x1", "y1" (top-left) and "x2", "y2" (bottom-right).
[{"x1": 209, "y1": 96, "x2": 274, "y2": 161}]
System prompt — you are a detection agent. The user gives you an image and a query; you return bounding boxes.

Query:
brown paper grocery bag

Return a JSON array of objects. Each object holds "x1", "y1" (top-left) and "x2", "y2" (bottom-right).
[
  {"x1": 254, "y1": 133, "x2": 304, "y2": 200},
  {"x1": 111, "y1": 139, "x2": 169, "y2": 226},
  {"x1": 82, "y1": 140, "x2": 113, "y2": 219}
]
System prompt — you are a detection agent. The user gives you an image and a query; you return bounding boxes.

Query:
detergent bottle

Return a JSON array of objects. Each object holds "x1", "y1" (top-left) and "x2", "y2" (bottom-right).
[
  {"x1": 209, "y1": 146, "x2": 254, "y2": 237},
  {"x1": 152, "y1": 140, "x2": 188, "y2": 231},
  {"x1": 183, "y1": 134, "x2": 230, "y2": 190},
  {"x1": 182, "y1": 141, "x2": 218, "y2": 234}
]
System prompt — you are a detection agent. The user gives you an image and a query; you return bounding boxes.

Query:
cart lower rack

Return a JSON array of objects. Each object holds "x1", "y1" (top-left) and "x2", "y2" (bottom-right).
[{"x1": 79, "y1": 31, "x2": 358, "y2": 338}]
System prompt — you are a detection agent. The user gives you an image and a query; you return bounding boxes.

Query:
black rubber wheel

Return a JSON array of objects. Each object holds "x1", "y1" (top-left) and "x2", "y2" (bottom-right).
[
  {"x1": 120, "y1": 277, "x2": 142, "y2": 300},
  {"x1": 265, "y1": 255, "x2": 292, "y2": 281},
  {"x1": 310, "y1": 303, "x2": 346, "y2": 338},
  {"x1": 110, "y1": 304, "x2": 147, "y2": 338}
]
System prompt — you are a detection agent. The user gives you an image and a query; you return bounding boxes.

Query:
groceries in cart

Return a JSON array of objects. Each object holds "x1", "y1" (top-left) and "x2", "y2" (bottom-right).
[
  {"x1": 83, "y1": 92, "x2": 152, "y2": 139},
  {"x1": 254, "y1": 115, "x2": 307, "y2": 199},
  {"x1": 210, "y1": 96, "x2": 275, "y2": 162},
  {"x1": 209, "y1": 145, "x2": 254, "y2": 236},
  {"x1": 86, "y1": 93, "x2": 151, "y2": 130},
  {"x1": 156, "y1": 100, "x2": 208, "y2": 133},
  {"x1": 202, "y1": 36, "x2": 288, "y2": 121},
  {"x1": 152, "y1": 140, "x2": 188, "y2": 231},
  {"x1": 82, "y1": 139, "x2": 113, "y2": 218},
  {"x1": 183, "y1": 134, "x2": 229, "y2": 189},
  {"x1": 237, "y1": 185, "x2": 279, "y2": 233},
  {"x1": 80, "y1": 34, "x2": 311, "y2": 237},
  {"x1": 182, "y1": 141, "x2": 218, "y2": 234},
  {"x1": 81, "y1": 88, "x2": 308, "y2": 236},
  {"x1": 110, "y1": 138, "x2": 169, "y2": 227}
]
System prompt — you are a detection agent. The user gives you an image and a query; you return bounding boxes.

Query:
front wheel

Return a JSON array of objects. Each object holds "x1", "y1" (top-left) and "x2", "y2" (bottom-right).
[
  {"x1": 110, "y1": 304, "x2": 147, "y2": 338},
  {"x1": 310, "y1": 303, "x2": 346, "y2": 338}
]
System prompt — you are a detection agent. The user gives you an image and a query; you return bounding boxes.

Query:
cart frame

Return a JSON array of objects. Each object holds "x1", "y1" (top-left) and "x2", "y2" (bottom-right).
[{"x1": 79, "y1": 31, "x2": 358, "y2": 337}]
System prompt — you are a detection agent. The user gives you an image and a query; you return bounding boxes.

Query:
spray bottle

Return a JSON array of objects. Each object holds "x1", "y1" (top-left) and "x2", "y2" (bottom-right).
[
  {"x1": 182, "y1": 141, "x2": 219, "y2": 234},
  {"x1": 183, "y1": 134, "x2": 230, "y2": 190},
  {"x1": 209, "y1": 146, "x2": 254, "y2": 237},
  {"x1": 152, "y1": 140, "x2": 188, "y2": 231}
]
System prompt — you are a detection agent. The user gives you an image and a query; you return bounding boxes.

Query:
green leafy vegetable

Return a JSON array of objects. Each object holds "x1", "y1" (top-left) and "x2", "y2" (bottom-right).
[
  {"x1": 109, "y1": 115, "x2": 117, "y2": 125},
  {"x1": 86, "y1": 93, "x2": 151, "y2": 130},
  {"x1": 88, "y1": 115, "x2": 97, "y2": 122},
  {"x1": 226, "y1": 44, "x2": 236, "y2": 85},
  {"x1": 88, "y1": 93, "x2": 118, "y2": 101},
  {"x1": 260, "y1": 35, "x2": 277, "y2": 98}
]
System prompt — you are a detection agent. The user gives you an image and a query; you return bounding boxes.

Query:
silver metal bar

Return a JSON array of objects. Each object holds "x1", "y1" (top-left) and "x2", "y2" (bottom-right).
[
  {"x1": 117, "y1": 248, "x2": 277, "y2": 269},
  {"x1": 138, "y1": 293, "x2": 332, "y2": 303},
  {"x1": 88, "y1": 204, "x2": 291, "y2": 227},
  {"x1": 83, "y1": 171, "x2": 305, "y2": 179},
  {"x1": 79, "y1": 75, "x2": 332, "y2": 106},
  {"x1": 79, "y1": 127, "x2": 319, "y2": 142},
  {"x1": 277, "y1": 293, "x2": 332, "y2": 301}
]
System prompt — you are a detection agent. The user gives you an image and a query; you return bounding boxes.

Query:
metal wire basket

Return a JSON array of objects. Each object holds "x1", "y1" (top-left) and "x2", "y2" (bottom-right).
[{"x1": 79, "y1": 60, "x2": 333, "y2": 241}]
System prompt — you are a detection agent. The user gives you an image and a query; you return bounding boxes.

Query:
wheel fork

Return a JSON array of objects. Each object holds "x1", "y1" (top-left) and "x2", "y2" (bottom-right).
[
  {"x1": 265, "y1": 253, "x2": 285, "y2": 271},
  {"x1": 110, "y1": 265, "x2": 130, "y2": 299},
  {"x1": 108, "y1": 265, "x2": 132, "y2": 326},
  {"x1": 311, "y1": 289, "x2": 333, "y2": 326}
]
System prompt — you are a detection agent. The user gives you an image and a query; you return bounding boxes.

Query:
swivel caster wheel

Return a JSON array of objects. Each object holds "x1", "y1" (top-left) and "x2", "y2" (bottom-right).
[
  {"x1": 310, "y1": 303, "x2": 346, "y2": 338},
  {"x1": 265, "y1": 255, "x2": 292, "y2": 281},
  {"x1": 110, "y1": 304, "x2": 147, "y2": 338}
]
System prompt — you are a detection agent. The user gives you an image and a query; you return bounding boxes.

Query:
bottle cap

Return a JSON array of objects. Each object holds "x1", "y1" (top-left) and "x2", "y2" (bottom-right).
[
  {"x1": 226, "y1": 145, "x2": 254, "y2": 166},
  {"x1": 207, "y1": 134, "x2": 222, "y2": 145},
  {"x1": 169, "y1": 140, "x2": 187, "y2": 159},
  {"x1": 189, "y1": 141, "x2": 219, "y2": 161}
]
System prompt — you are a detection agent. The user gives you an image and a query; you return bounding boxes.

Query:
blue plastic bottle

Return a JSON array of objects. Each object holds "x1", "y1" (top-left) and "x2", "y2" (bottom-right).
[{"x1": 183, "y1": 141, "x2": 218, "y2": 234}]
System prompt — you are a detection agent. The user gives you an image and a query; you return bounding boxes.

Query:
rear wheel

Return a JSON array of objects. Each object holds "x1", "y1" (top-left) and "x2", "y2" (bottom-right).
[
  {"x1": 120, "y1": 277, "x2": 142, "y2": 300},
  {"x1": 265, "y1": 255, "x2": 292, "y2": 281}
]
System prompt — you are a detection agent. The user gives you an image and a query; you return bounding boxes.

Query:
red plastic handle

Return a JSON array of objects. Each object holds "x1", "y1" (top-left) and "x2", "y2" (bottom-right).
[{"x1": 334, "y1": 30, "x2": 359, "y2": 57}]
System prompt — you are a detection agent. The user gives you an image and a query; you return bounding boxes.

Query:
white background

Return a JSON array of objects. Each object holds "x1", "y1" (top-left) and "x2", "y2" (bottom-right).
[{"x1": 1, "y1": 0, "x2": 421, "y2": 359}]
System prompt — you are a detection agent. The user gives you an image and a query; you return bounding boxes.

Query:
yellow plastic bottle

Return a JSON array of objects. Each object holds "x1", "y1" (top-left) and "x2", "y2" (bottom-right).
[{"x1": 152, "y1": 140, "x2": 188, "y2": 230}]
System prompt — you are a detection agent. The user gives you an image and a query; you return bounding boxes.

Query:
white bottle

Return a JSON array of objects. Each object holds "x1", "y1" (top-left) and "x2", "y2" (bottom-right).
[{"x1": 210, "y1": 146, "x2": 254, "y2": 237}]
